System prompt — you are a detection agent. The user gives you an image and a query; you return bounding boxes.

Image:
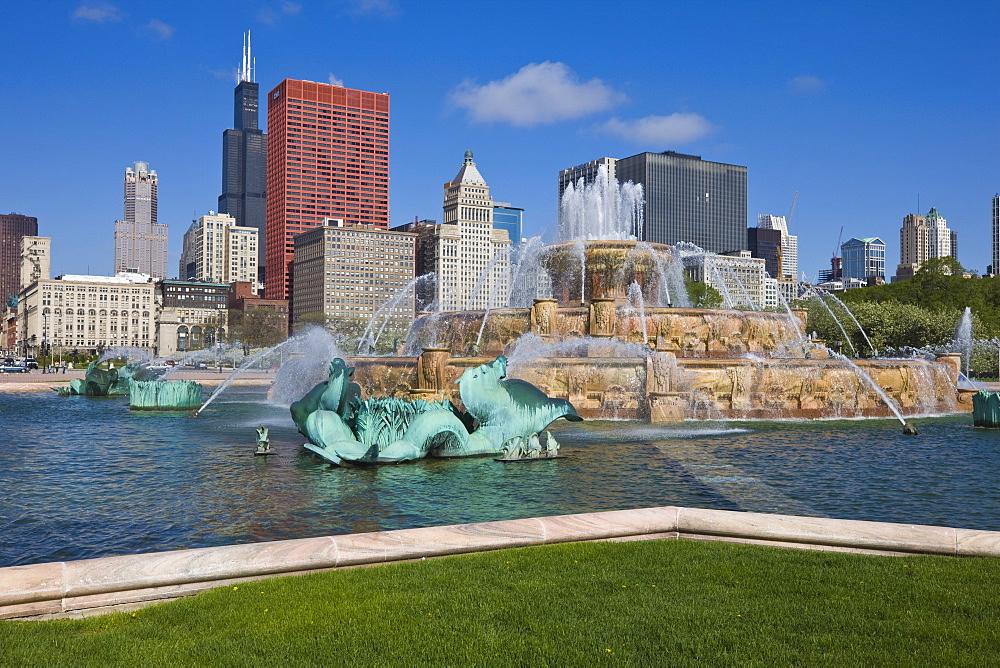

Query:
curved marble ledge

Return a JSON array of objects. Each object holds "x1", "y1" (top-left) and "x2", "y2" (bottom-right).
[
  {"x1": 3, "y1": 505, "x2": 1000, "y2": 620},
  {"x1": 0, "y1": 507, "x2": 680, "y2": 619},
  {"x1": 676, "y1": 508, "x2": 959, "y2": 555}
]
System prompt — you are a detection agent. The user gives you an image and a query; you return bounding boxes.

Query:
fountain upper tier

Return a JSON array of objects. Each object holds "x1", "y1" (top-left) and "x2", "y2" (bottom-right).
[
  {"x1": 403, "y1": 239, "x2": 805, "y2": 358},
  {"x1": 541, "y1": 240, "x2": 683, "y2": 307}
]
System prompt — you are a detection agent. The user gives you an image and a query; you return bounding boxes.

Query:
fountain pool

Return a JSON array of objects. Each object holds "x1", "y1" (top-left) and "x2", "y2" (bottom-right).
[{"x1": 1, "y1": 387, "x2": 998, "y2": 568}]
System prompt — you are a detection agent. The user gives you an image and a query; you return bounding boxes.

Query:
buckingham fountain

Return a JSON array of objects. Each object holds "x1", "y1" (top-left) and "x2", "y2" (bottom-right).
[{"x1": 331, "y1": 170, "x2": 958, "y2": 425}]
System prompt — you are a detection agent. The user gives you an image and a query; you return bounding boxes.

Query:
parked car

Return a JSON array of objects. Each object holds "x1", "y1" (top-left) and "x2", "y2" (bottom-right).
[
  {"x1": 22, "y1": 358, "x2": 38, "y2": 370},
  {"x1": 0, "y1": 360, "x2": 28, "y2": 373}
]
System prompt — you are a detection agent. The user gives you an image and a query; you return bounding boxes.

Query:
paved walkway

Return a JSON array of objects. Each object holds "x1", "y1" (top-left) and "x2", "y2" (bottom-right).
[{"x1": 0, "y1": 368, "x2": 275, "y2": 391}]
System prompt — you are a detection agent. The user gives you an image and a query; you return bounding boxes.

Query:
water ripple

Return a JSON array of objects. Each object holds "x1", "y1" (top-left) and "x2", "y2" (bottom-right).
[{"x1": 0, "y1": 391, "x2": 997, "y2": 567}]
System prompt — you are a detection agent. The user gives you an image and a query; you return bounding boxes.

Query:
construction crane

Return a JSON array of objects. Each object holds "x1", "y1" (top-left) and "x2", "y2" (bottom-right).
[
  {"x1": 833, "y1": 225, "x2": 844, "y2": 280},
  {"x1": 787, "y1": 190, "x2": 799, "y2": 226}
]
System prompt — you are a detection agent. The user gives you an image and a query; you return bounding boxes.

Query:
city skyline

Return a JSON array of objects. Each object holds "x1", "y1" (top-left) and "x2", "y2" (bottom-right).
[{"x1": 1, "y1": 1, "x2": 996, "y2": 280}]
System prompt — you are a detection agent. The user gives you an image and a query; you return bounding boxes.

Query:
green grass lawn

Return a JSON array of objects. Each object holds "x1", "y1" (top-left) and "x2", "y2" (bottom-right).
[{"x1": 2, "y1": 539, "x2": 998, "y2": 665}]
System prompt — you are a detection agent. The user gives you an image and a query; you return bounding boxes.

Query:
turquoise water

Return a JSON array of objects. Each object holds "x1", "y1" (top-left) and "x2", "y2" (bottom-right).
[{"x1": 1, "y1": 388, "x2": 998, "y2": 567}]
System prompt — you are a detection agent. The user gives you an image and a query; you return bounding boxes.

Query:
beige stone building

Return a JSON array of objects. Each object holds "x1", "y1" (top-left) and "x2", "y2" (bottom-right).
[
  {"x1": 18, "y1": 239, "x2": 156, "y2": 356},
  {"x1": 685, "y1": 251, "x2": 776, "y2": 310},
  {"x1": 179, "y1": 212, "x2": 258, "y2": 290},
  {"x1": 418, "y1": 151, "x2": 510, "y2": 311},
  {"x1": 292, "y1": 219, "x2": 416, "y2": 333},
  {"x1": 19, "y1": 236, "x2": 50, "y2": 291},
  {"x1": 894, "y1": 213, "x2": 928, "y2": 282},
  {"x1": 113, "y1": 161, "x2": 168, "y2": 278}
]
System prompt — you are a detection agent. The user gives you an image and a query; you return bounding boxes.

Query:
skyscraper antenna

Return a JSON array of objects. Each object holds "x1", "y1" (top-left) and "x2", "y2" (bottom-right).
[{"x1": 238, "y1": 30, "x2": 254, "y2": 83}]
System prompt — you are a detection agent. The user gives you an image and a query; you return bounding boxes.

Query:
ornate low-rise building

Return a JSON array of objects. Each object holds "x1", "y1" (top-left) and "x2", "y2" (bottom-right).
[{"x1": 156, "y1": 280, "x2": 229, "y2": 355}]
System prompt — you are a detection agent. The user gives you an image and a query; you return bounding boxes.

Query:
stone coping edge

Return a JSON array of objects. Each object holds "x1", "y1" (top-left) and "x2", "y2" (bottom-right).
[{"x1": 3, "y1": 506, "x2": 999, "y2": 620}]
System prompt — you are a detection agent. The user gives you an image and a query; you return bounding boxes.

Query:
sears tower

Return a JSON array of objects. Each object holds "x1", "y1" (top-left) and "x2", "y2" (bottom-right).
[{"x1": 219, "y1": 31, "x2": 266, "y2": 284}]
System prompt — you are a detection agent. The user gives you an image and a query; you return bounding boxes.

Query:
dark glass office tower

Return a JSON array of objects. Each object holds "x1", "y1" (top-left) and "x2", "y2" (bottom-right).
[
  {"x1": 615, "y1": 151, "x2": 747, "y2": 254},
  {"x1": 0, "y1": 213, "x2": 37, "y2": 303},
  {"x1": 747, "y1": 226, "x2": 783, "y2": 278},
  {"x1": 219, "y1": 31, "x2": 267, "y2": 284}
]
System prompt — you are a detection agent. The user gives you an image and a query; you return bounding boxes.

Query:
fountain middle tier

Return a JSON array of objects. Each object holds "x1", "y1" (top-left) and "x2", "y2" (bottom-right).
[{"x1": 404, "y1": 302, "x2": 808, "y2": 359}]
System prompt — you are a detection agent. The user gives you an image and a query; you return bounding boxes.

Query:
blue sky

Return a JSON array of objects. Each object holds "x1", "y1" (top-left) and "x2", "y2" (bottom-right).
[{"x1": 2, "y1": 0, "x2": 997, "y2": 279}]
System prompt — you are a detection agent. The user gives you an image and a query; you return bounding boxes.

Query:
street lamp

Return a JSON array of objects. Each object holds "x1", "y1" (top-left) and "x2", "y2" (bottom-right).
[{"x1": 42, "y1": 311, "x2": 48, "y2": 372}]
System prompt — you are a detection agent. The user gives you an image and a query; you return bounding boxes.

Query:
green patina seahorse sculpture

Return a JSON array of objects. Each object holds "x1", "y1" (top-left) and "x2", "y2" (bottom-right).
[
  {"x1": 59, "y1": 362, "x2": 119, "y2": 396},
  {"x1": 293, "y1": 356, "x2": 581, "y2": 465},
  {"x1": 450, "y1": 355, "x2": 581, "y2": 456}
]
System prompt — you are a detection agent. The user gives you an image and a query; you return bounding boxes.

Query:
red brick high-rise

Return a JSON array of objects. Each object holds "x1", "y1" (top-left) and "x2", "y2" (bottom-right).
[{"x1": 264, "y1": 79, "x2": 389, "y2": 300}]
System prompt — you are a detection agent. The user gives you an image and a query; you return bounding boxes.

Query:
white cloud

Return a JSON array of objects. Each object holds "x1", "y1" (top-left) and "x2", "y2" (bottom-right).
[
  {"x1": 347, "y1": 0, "x2": 398, "y2": 16},
  {"x1": 600, "y1": 113, "x2": 714, "y2": 145},
  {"x1": 146, "y1": 19, "x2": 174, "y2": 40},
  {"x1": 788, "y1": 75, "x2": 827, "y2": 94},
  {"x1": 259, "y1": 2, "x2": 302, "y2": 24},
  {"x1": 329, "y1": 73, "x2": 345, "y2": 87},
  {"x1": 206, "y1": 66, "x2": 239, "y2": 82},
  {"x1": 73, "y1": 2, "x2": 120, "y2": 22},
  {"x1": 451, "y1": 62, "x2": 624, "y2": 127}
]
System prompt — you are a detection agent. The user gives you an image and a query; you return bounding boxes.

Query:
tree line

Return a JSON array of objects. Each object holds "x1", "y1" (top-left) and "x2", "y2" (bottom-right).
[{"x1": 799, "y1": 258, "x2": 1000, "y2": 376}]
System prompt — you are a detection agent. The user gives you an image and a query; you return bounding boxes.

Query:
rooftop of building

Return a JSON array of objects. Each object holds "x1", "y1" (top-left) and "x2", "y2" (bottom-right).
[
  {"x1": 53, "y1": 272, "x2": 154, "y2": 284},
  {"x1": 449, "y1": 150, "x2": 486, "y2": 186},
  {"x1": 161, "y1": 279, "x2": 230, "y2": 287}
]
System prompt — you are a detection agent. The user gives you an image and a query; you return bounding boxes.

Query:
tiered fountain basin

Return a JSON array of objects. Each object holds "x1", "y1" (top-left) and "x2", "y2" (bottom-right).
[{"x1": 357, "y1": 240, "x2": 960, "y2": 422}]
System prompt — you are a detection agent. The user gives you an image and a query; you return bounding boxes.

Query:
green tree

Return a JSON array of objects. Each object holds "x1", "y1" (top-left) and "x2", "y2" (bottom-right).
[
  {"x1": 230, "y1": 308, "x2": 286, "y2": 350},
  {"x1": 804, "y1": 299, "x2": 960, "y2": 356},
  {"x1": 686, "y1": 281, "x2": 724, "y2": 308}
]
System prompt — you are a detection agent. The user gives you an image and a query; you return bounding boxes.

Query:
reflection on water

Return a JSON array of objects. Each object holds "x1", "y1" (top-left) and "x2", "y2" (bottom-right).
[{"x1": 1, "y1": 388, "x2": 998, "y2": 567}]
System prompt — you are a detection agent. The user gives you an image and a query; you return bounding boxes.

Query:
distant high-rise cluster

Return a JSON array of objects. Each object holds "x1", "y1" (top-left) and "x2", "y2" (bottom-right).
[
  {"x1": 755, "y1": 214, "x2": 798, "y2": 281},
  {"x1": 264, "y1": 78, "x2": 390, "y2": 301},
  {"x1": 892, "y1": 207, "x2": 957, "y2": 282},
  {"x1": 219, "y1": 31, "x2": 267, "y2": 287},
  {"x1": 113, "y1": 161, "x2": 168, "y2": 278}
]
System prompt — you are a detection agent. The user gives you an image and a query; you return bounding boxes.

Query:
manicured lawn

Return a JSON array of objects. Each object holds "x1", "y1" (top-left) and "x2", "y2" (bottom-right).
[{"x1": 2, "y1": 538, "x2": 998, "y2": 665}]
